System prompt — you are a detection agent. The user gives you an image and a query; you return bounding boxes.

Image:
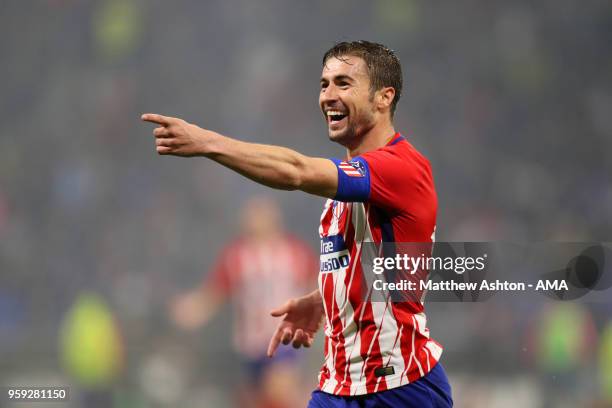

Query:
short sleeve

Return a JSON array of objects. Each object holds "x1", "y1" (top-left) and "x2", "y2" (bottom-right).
[
  {"x1": 330, "y1": 140, "x2": 433, "y2": 213},
  {"x1": 359, "y1": 147, "x2": 420, "y2": 212}
]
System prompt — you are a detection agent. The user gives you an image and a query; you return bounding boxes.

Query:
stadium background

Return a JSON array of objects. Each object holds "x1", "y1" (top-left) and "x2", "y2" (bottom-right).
[{"x1": 1, "y1": 0, "x2": 611, "y2": 407}]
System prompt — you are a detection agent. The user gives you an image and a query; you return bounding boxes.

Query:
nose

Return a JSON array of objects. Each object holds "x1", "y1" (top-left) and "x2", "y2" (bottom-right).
[{"x1": 320, "y1": 84, "x2": 339, "y2": 107}]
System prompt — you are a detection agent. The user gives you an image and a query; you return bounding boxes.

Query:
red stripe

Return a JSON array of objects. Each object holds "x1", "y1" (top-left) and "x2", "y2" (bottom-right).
[
  {"x1": 320, "y1": 201, "x2": 334, "y2": 235},
  {"x1": 319, "y1": 336, "x2": 331, "y2": 387}
]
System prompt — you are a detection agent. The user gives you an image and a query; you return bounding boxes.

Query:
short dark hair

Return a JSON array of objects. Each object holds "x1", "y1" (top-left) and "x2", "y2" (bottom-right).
[{"x1": 322, "y1": 41, "x2": 403, "y2": 117}]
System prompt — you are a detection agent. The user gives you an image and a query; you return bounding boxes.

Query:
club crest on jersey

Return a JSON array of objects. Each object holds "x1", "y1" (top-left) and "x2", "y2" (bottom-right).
[{"x1": 339, "y1": 160, "x2": 366, "y2": 177}]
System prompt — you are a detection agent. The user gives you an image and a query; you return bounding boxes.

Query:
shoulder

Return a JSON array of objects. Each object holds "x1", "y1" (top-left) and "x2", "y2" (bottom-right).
[{"x1": 361, "y1": 135, "x2": 433, "y2": 178}]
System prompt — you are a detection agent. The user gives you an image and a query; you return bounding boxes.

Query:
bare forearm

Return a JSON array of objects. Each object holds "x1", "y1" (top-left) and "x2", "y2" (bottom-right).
[
  {"x1": 303, "y1": 288, "x2": 324, "y2": 318},
  {"x1": 204, "y1": 130, "x2": 337, "y2": 197},
  {"x1": 207, "y1": 133, "x2": 309, "y2": 190}
]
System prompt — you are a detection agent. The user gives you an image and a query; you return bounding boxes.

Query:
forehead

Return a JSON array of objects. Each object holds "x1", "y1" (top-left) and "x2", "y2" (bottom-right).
[{"x1": 321, "y1": 55, "x2": 369, "y2": 81}]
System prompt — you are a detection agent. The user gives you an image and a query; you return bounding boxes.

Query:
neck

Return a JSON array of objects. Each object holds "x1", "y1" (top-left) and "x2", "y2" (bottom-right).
[{"x1": 346, "y1": 120, "x2": 396, "y2": 159}]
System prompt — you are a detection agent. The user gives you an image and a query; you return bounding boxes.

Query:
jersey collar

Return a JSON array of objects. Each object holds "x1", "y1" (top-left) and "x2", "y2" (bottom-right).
[{"x1": 386, "y1": 132, "x2": 405, "y2": 146}]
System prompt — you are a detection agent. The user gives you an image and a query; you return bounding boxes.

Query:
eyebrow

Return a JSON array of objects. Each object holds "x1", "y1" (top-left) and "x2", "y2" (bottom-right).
[{"x1": 320, "y1": 74, "x2": 354, "y2": 84}]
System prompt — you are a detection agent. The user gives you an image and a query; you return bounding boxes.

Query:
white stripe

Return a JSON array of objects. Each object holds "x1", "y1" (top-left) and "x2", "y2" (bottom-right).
[
  {"x1": 425, "y1": 340, "x2": 443, "y2": 361},
  {"x1": 414, "y1": 312, "x2": 430, "y2": 338}
]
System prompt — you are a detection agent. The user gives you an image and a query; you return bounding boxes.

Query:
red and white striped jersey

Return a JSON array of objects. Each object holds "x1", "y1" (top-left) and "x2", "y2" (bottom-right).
[{"x1": 318, "y1": 133, "x2": 443, "y2": 396}]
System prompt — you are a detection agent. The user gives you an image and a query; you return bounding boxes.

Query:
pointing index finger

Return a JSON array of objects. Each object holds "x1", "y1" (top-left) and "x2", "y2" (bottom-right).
[
  {"x1": 267, "y1": 329, "x2": 282, "y2": 358},
  {"x1": 141, "y1": 113, "x2": 171, "y2": 126}
]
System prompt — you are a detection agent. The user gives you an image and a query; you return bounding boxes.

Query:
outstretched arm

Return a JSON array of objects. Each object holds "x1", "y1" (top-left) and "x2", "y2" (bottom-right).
[{"x1": 141, "y1": 113, "x2": 338, "y2": 198}]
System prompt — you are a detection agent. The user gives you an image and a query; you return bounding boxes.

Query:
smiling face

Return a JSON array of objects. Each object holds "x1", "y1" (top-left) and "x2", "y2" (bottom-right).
[{"x1": 319, "y1": 55, "x2": 378, "y2": 147}]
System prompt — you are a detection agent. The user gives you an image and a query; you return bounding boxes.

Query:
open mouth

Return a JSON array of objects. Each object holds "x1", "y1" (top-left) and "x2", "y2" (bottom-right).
[{"x1": 326, "y1": 110, "x2": 348, "y2": 126}]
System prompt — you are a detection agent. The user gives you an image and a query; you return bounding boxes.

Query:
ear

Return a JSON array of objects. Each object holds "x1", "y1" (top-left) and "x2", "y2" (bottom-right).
[{"x1": 376, "y1": 87, "x2": 396, "y2": 113}]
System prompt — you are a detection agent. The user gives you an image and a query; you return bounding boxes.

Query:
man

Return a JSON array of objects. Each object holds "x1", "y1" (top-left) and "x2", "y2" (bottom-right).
[
  {"x1": 169, "y1": 196, "x2": 316, "y2": 408},
  {"x1": 142, "y1": 40, "x2": 453, "y2": 407}
]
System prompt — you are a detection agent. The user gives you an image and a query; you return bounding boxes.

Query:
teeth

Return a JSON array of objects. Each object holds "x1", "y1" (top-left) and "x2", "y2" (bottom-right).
[{"x1": 326, "y1": 110, "x2": 345, "y2": 116}]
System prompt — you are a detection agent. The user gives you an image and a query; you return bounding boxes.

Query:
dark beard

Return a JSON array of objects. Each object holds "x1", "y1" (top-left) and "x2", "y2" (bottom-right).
[{"x1": 330, "y1": 116, "x2": 375, "y2": 150}]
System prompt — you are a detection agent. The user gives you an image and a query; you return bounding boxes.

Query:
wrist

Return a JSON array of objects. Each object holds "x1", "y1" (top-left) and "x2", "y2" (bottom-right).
[
  {"x1": 308, "y1": 289, "x2": 323, "y2": 306},
  {"x1": 197, "y1": 128, "x2": 224, "y2": 158}
]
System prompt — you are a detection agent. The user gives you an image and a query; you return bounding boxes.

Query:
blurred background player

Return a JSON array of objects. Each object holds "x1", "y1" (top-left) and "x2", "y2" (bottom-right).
[{"x1": 169, "y1": 196, "x2": 317, "y2": 408}]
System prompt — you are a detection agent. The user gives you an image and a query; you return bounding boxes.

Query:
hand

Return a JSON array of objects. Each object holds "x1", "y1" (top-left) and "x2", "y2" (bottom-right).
[
  {"x1": 169, "y1": 291, "x2": 209, "y2": 331},
  {"x1": 267, "y1": 290, "x2": 325, "y2": 358},
  {"x1": 141, "y1": 113, "x2": 218, "y2": 156}
]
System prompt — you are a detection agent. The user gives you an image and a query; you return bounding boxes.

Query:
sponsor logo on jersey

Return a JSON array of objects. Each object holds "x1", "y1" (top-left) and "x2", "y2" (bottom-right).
[{"x1": 320, "y1": 235, "x2": 350, "y2": 273}]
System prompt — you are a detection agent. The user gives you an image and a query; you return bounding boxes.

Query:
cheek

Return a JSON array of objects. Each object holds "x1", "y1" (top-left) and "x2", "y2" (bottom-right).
[
  {"x1": 352, "y1": 94, "x2": 375, "y2": 116},
  {"x1": 344, "y1": 90, "x2": 363, "y2": 111}
]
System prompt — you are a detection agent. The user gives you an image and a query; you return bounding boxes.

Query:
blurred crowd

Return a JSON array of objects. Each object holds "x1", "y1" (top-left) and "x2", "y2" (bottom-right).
[{"x1": 1, "y1": 0, "x2": 611, "y2": 407}]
